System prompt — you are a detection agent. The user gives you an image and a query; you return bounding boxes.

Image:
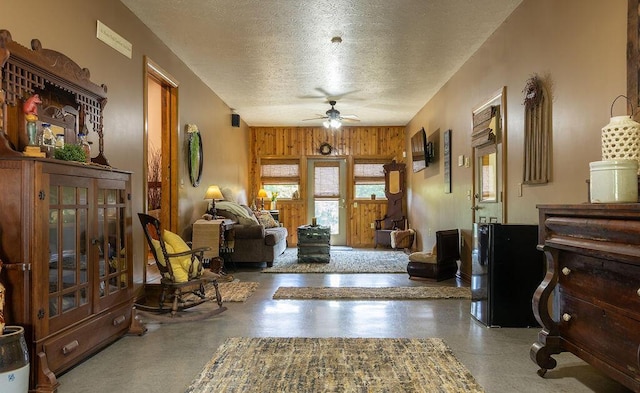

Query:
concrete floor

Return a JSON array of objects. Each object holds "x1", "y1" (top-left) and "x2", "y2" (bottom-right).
[{"x1": 57, "y1": 258, "x2": 632, "y2": 393}]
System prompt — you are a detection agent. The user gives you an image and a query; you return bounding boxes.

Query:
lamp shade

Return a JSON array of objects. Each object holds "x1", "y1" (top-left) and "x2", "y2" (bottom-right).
[
  {"x1": 257, "y1": 188, "x2": 268, "y2": 198},
  {"x1": 204, "y1": 185, "x2": 223, "y2": 200}
]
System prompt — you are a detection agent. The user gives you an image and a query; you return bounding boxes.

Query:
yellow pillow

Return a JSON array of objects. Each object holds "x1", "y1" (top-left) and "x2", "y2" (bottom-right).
[
  {"x1": 151, "y1": 239, "x2": 189, "y2": 282},
  {"x1": 162, "y1": 230, "x2": 203, "y2": 281}
]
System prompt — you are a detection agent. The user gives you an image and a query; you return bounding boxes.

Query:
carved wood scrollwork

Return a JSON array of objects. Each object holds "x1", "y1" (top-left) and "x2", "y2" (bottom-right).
[{"x1": 0, "y1": 29, "x2": 110, "y2": 165}]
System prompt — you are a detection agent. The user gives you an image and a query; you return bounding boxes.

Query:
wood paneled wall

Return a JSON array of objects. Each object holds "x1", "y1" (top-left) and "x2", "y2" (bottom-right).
[{"x1": 250, "y1": 126, "x2": 406, "y2": 247}]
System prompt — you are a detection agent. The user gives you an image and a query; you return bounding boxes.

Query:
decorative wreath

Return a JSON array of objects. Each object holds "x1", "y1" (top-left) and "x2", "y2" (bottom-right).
[{"x1": 319, "y1": 142, "x2": 332, "y2": 155}]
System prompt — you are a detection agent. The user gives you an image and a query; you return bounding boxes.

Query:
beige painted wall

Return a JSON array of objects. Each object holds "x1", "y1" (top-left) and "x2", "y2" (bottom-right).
[
  {"x1": 0, "y1": 0, "x2": 250, "y2": 285},
  {"x1": 407, "y1": 0, "x2": 627, "y2": 272}
]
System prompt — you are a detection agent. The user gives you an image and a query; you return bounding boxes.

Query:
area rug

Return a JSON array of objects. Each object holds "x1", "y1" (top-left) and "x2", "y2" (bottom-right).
[
  {"x1": 264, "y1": 248, "x2": 409, "y2": 273},
  {"x1": 134, "y1": 281, "x2": 258, "y2": 324},
  {"x1": 272, "y1": 286, "x2": 471, "y2": 300},
  {"x1": 185, "y1": 337, "x2": 484, "y2": 393},
  {"x1": 215, "y1": 281, "x2": 259, "y2": 302}
]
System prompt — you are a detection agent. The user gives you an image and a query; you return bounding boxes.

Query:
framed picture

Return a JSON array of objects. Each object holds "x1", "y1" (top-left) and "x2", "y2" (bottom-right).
[{"x1": 443, "y1": 129, "x2": 452, "y2": 193}]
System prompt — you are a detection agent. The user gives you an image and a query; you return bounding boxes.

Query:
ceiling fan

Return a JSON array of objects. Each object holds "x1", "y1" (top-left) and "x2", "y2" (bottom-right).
[{"x1": 303, "y1": 100, "x2": 360, "y2": 129}]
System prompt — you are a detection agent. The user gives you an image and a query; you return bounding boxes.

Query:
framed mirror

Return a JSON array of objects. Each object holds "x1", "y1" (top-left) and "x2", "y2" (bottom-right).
[
  {"x1": 383, "y1": 161, "x2": 406, "y2": 197},
  {"x1": 187, "y1": 127, "x2": 203, "y2": 187}
]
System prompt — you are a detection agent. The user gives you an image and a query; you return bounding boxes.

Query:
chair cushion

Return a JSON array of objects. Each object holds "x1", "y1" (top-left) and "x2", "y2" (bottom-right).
[
  {"x1": 254, "y1": 210, "x2": 278, "y2": 228},
  {"x1": 264, "y1": 226, "x2": 288, "y2": 246},
  {"x1": 162, "y1": 230, "x2": 203, "y2": 282},
  {"x1": 408, "y1": 247, "x2": 438, "y2": 264}
]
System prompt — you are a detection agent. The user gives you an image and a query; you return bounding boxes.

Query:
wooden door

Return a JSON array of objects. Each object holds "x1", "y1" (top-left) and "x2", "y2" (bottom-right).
[{"x1": 471, "y1": 87, "x2": 507, "y2": 225}]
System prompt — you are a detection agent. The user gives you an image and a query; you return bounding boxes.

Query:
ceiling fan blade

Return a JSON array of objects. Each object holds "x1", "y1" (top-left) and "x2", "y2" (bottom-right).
[
  {"x1": 326, "y1": 89, "x2": 362, "y2": 102},
  {"x1": 340, "y1": 114, "x2": 360, "y2": 121},
  {"x1": 299, "y1": 88, "x2": 362, "y2": 102},
  {"x1": 341, "y1": 118, "x2": 361, "y2": 123},
  {"x1": 302, "y1": 116, "x2": 327, "y2": 121}
]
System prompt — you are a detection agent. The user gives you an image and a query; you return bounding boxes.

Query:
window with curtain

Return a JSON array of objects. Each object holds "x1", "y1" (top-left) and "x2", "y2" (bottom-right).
[
  {"x1": 314, "y1": 164, "x2": 340, "y2": 197},
  {"x1": 313, "y1": 162, "x2": 340, "y2": 233},
  {"x1": 354, "y1": 160, "x2": 386, "y2": 199},
  {"x1": 260, "y1": 159, "x2": 300, "y2": 198}
]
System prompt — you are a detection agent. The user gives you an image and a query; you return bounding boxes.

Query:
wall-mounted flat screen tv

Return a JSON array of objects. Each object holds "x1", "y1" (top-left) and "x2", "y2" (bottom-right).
[{"x1": 411, "y1": 128, "x2": 428, "y2": 172}]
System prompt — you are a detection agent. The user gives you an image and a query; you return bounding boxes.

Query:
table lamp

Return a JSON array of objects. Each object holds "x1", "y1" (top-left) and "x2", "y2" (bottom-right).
[
  {"x1": 257, "y1": 188, "x2": 268, "y2": 210},
  {"x1": 204, "y1": 185, "x2": 224, "y2": 217}
]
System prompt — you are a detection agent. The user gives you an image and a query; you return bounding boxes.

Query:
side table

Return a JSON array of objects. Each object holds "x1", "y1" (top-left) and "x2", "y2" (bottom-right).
[
  {"x1": 297, "y1": 225, "x2": 330, "y2": 263},
  {"x1": 192, "y1": 218, "x2": 236, "y2": 270}
]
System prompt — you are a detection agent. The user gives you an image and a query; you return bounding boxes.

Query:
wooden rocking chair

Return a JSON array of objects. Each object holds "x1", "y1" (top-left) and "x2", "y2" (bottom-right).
[{"x1": 137, "y1": 213, "x2": 227, "y2": 317}]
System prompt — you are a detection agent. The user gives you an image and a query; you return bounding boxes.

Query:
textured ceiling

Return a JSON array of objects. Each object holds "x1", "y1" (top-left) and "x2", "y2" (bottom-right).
[{"x1": 120, "y1": 0, "x2": 523, "y2": 127}]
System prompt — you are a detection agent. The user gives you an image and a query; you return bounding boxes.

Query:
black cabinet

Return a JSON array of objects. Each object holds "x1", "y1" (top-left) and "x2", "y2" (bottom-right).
[{"x1": 470, "y1": 223, "x2": 544, "y2": 327}]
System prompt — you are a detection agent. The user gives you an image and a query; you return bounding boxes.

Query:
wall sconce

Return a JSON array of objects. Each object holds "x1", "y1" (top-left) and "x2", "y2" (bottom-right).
[
  {"x1": 257, "y1": 188, "x2": 268, "y2": 210},
  {"x1": 204, "y1": 185, "x2": 224, "y2": 217}
]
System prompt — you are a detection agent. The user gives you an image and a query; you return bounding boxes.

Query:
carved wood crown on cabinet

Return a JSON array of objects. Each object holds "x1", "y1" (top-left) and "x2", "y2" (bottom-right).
[
  {"x1": 531, "y1": 204, "x2": 640, "y2": 392},
  {"x1": 0, "y1": 28, "x2": 110, "y2": 165}
]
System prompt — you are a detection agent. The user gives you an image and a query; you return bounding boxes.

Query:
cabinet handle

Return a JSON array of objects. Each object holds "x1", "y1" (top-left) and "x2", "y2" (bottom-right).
[
  {"x1": 113, "y1": 315, "x2": 126, "y2": 326},
  {"x1": 637, "y1": 288, "x2": 640, "y2": 297},
  {"x1": 561, "y1": 267, "x2": 571, "y2": 276},
  {"x1": 562, "y1": 313, "x2": 572, "y2": 322},
  {"x1": 62, "y1": 340, "x2": 79, "y2": 355}
]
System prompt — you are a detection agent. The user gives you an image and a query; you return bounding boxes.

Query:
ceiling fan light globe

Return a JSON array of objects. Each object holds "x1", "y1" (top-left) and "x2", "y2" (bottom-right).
[
  {"x1": 330, "y1": 119, "x2": 341, "y2": 129},
  {"x1": 323, "y1": 120, "x2": 330, "y2": 128}
]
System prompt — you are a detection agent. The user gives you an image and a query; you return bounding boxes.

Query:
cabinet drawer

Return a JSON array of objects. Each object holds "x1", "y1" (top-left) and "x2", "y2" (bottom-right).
[
  {"x1": 559, "y1": 251, "x2": 640, "y2": 318},
  {"x1": 42, "y1": 303, "x2": 132, "y2": 373},
  {"x1": 559, "y1": 294, "x2": 640, "y2": 379}
]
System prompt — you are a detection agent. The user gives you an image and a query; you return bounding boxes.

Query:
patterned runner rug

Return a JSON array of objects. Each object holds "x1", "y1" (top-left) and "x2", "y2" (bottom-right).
[
  {"x1": 264, "y1": 248, "x2": 409, "y2": 273},
  {"x1": 272, "y1": 286, "x2": 471, "y2": 300},
  {"x1": 185, "y1": 337, "x2": 484, "y2": 393}
]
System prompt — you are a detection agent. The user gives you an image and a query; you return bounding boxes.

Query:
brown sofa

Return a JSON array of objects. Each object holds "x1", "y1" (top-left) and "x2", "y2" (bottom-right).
[{"x1": 216, "y1": 201, "x2": 288, "y2": 267}]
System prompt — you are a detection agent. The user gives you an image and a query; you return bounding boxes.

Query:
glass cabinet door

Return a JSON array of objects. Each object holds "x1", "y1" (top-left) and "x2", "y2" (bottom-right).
[
  {"x1": 47, "y1": 177, "x2": 92, "y2": 333},
  {"x1": 96, "y1": 179, "x2": 130, "y2": 311}
]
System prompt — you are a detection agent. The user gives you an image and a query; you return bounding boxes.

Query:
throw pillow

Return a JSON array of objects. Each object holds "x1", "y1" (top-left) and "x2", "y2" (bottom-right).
[
  {"x1": 162, "y1": 230, "x2": 203, "y2": 282},
  {"x1": 220, "y1": 187, "x2": 236, "y2": 203},
  {"x1": 254, "y1": 210, "x2": 278, "y2": 228},
  {"x1": 150, "y1": 238, "x2": 180, "y2": 281}
]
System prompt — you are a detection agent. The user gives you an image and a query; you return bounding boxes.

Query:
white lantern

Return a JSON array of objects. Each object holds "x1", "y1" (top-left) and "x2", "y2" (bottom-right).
[{"x1": 601, "y1": 115, "x2": 640, "y2": 174}]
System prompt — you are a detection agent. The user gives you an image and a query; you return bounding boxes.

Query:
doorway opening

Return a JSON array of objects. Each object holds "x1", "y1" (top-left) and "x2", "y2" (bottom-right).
[{"x1": 143, "y1": 57, "x2": 179, "y2": 283}]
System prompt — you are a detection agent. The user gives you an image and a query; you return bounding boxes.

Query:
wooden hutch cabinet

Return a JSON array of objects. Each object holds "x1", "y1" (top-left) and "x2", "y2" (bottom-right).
[
  {"x1": 531, "y1": 204, "x2": 640, "y2": 392},
  {"x1": 0, "y1": 158, "x2": 135, "y2": 391},
  {"x1": 0, "y1": 30, "x2": 141, "y2": 392}
]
